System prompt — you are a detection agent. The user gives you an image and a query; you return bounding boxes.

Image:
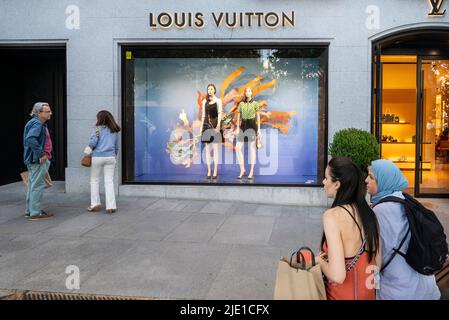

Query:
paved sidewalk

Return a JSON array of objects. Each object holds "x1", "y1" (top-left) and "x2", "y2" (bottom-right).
[{"x1": 0, "y1": 182, "x2": 448, "y2": 300}]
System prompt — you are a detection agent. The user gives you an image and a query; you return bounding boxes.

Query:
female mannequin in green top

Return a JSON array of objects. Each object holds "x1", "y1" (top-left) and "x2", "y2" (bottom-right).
[{"x1": 236, "y1": 87, "x2": 260, "y2": 180}]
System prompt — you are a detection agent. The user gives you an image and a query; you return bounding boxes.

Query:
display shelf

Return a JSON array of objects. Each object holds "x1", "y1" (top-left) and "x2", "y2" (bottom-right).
[
  {"x1": 381, "y1": 122, "x2": 411, "y2": 125},
  {"x1": 382, "y1": 142, "x2": 431, "y2": 144},
  {"x1": 392, "y1": 160, "x2": 432, "y2": 171},
  {"x1": 392, "y1": 161, "x2": 431, "y2": 163}
]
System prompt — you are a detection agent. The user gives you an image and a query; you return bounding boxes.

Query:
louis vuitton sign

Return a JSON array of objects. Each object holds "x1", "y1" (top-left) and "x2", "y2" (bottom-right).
[
  {"x1": 428, "y1": 0, "x2": 446, "y2": 16},
  {"x1": 149, "y1": 11, "x2": 295, "y2": 29}
]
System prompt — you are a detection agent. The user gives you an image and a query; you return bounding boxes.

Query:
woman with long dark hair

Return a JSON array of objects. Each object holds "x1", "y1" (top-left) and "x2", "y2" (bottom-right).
[
  {"x1": 200, "y1": 83, "x2": 223, "y2": 179},
  {"x1": 84, "y1": 110, "x2": 120, "y2": 214},
  {"x1": 315, "y1": 157, "x2": 381, "y2": 300}
]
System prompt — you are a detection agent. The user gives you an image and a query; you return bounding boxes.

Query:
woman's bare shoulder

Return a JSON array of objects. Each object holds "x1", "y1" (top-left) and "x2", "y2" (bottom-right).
[
  {"x1": 323, "y1": 206, "x2": 349, "y2": 223},
  {"x1": 323, "y1": 206, "x2": 344, "y2": 215},
  {"x1": 323, "y1": 207, "x2": 340, "y2": 221}
]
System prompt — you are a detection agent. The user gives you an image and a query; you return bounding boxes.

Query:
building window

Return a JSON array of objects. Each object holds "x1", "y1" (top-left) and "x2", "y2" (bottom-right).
[{"x1": 122, "y1": 45, "x2": 328, "y2": 185}]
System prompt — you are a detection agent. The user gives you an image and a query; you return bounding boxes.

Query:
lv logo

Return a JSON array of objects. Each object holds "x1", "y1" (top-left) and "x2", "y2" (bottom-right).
[{"x1": 429, "y1": 0, "x2": 446, "y2": 16}]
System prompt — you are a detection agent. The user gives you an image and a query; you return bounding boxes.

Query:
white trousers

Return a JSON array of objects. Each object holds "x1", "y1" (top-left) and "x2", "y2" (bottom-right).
[{"x1": 90, "y1": 157, "x2": 116, "y2": 210}]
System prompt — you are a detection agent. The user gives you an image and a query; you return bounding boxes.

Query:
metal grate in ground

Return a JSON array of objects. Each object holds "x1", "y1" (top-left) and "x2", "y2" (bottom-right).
[{"x1": 1, "y1": 289, "x2": 155, "y2": 300}]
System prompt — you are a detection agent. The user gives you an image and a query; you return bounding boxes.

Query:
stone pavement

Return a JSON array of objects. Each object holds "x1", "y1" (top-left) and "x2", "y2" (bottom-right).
[{"x1": 0, "y1": 182, "x2": 448, "y2": 300}]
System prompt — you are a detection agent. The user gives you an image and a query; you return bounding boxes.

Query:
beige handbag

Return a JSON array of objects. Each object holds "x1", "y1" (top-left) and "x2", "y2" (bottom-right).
[
  {"x1": 20, "y1": 170, "x2": 53, "y2": 188},
  {"x1": 273, "y1": 247, "x2": 327, "y2": 300}
]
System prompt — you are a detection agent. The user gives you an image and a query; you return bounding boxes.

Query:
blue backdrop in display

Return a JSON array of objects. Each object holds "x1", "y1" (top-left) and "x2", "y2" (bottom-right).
[{"x1": 133, "y1": 50, "x2": 322, "y2": 185}]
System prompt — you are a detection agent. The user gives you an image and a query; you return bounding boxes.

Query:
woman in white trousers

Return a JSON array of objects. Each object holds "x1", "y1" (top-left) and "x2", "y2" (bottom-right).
[{"x1": 84, "y1": 110, "x2": 120, "y2": 214}]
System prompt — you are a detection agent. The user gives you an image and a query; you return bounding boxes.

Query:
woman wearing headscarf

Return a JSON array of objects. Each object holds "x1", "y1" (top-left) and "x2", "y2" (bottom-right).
[{"x1": 365, "y1": 159, "x2": 440, "y2": 300}]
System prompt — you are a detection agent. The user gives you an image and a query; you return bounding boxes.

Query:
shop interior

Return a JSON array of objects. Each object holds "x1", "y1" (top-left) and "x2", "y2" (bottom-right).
[{"x1": 380, "y1": 55, "x2": 449, "y2": 195}]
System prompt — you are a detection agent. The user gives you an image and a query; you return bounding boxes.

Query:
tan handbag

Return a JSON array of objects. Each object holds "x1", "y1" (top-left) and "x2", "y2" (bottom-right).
[
  {"x1": 81, "y1": 154, "x2": 92, "y2": 167},
  {"x1": 81, "y1": 127, "x2": 100, "y2": 167},
  {"x1": 273, "y1": 247, "x2": 327, "y2": 300},
  {"x1": 20, "y1": 170, "x2": 53, "y2": 188}
]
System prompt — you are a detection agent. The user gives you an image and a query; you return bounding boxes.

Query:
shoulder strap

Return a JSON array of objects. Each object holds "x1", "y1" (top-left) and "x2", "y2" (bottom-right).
[
  {"x1": 373, "y1": 194, "x2": 411, "y2": 273},
  {"x1": 345, "y1": 238, "x2": 367, "y2": 272},
  {"x1": 372, "y1": 195, "x2": 407, "y2": 207},
  {"x1": 339, "y1": 205, "x2": 364, "y2": 241},
  {"x1": 380, "y1": 228, "x2": 410, "y2": 273},
  {"x1": 89, "y1": 127, "x2": 101, "y2": 151}
]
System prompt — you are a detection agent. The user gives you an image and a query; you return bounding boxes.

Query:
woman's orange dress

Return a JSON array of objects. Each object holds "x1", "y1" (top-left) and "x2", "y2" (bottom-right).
[
  {"x1": 322, "y1": 206, "x2": 377, "y2": 300},
  {"x1": 323, "y1": 243, "x2": 376, "y2": 300}
]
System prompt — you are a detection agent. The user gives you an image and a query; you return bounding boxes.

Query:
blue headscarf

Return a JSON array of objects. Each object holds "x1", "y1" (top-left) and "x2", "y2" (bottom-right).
[{"x1": 370, "y1": 159, "x2": 408, "y2": 205}]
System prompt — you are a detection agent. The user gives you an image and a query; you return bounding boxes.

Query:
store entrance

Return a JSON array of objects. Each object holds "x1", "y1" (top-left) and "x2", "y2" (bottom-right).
[
  {"x1": 418, "y1": 58, "x2": 449, "y2": 195},
  {"x1": 0, "y1": 47, "x2": 67, "y2": 186},
  {"x1": 373, "y1": 29, "x2": 449, "y2": 197}
]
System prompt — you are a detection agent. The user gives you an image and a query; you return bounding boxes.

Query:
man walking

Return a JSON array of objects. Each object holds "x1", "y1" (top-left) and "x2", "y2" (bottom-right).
[{"x1": 23, "y1": 102, "x2": 54, "y2": 220}]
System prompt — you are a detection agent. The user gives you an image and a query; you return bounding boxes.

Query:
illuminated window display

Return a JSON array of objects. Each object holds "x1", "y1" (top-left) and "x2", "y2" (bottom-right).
[{"x1": 122, "y1": 47, "x2": 327, "y2": 185}]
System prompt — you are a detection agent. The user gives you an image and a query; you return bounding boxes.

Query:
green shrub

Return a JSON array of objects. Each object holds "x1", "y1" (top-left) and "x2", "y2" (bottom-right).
[{"x1": 329, "y1": 128, "x2": 380, "y2": 172}]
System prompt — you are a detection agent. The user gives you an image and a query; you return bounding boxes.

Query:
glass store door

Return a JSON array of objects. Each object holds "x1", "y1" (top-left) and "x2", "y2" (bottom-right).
[
  {"x1": 379, "y1": 55, "x2": 418, "y2": 195},
  {"x1": 417, "y1": 58, "x2": 449, "y2": 196}
]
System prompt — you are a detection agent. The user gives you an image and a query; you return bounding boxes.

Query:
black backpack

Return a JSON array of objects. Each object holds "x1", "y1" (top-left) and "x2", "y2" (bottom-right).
[{"x1": 374, "y1": 193, "x2": 448, "y2": 275}]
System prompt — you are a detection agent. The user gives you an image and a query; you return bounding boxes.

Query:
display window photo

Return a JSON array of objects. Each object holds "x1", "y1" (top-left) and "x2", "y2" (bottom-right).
[{"x1": 122, "y1": 46, "x2": 327, "y2": 185}]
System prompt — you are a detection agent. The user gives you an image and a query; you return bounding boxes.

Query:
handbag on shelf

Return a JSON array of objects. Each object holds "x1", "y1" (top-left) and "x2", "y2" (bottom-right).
[
  {"x1": 273, "y1": 247, "x2": 327, "y2": 300},
  {"x1": 81, "y1": 127, "x2": 100, "y2": 168}
]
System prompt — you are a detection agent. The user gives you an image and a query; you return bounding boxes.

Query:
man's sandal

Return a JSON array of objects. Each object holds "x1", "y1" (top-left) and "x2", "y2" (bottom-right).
[{"x1": 28, "y1": 211, "x2": 54, "y2": 221}]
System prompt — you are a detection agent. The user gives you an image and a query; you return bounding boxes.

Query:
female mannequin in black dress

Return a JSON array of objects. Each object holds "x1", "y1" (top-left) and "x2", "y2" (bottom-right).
[{"x1": 200, "y1": 84, "x2": 223, "y2": 179}]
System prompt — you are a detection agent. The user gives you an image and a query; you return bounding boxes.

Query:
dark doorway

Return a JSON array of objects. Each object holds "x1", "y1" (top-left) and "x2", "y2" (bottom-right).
[{"x1": 0, "y1": 46, "x2": 67, "y2": 185}]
